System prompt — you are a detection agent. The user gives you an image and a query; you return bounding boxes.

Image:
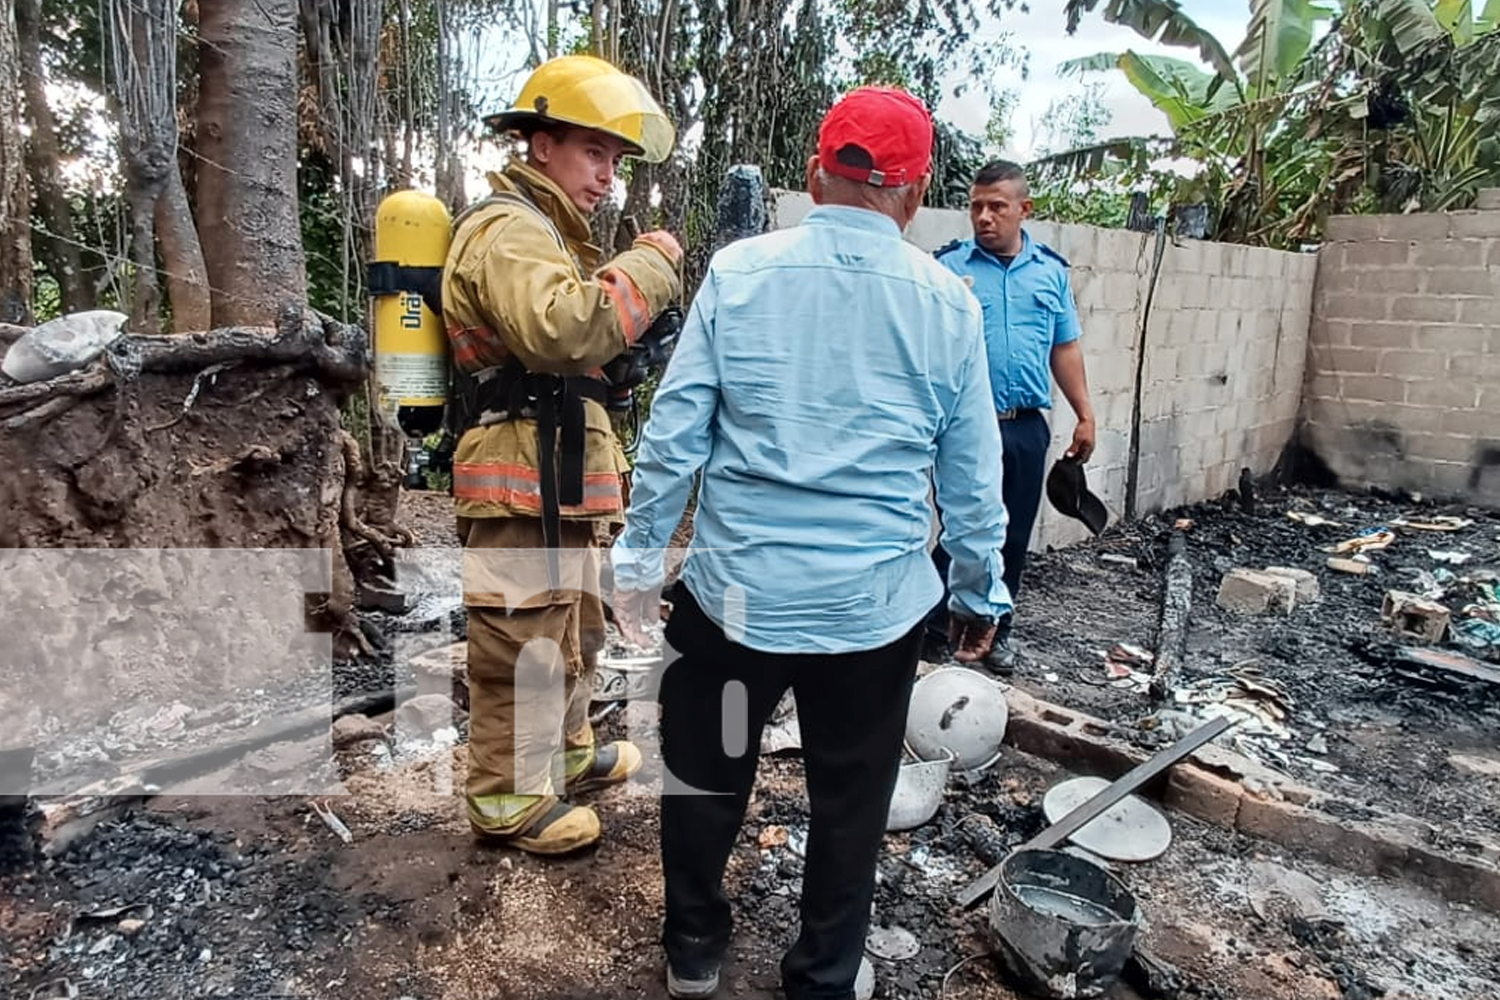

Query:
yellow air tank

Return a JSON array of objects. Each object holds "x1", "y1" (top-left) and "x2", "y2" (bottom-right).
[{"x1": 370, "y1": 190, "x2": 452, "y2": 438}]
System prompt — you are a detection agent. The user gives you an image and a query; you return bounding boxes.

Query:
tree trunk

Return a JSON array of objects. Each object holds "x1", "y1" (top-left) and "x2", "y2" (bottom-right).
[
  {"x1": 15, "y1": 0, "x2": 86, "y2": 316},
  {"x1": 154, "y1": 166, "x2": 213, "y2": 332},
  {"x1": 0, "y1": 3, "x2": 32, "y2": 325},
  {"x1": 195, "y1": 0, "x2": 306, "y2": 328}
]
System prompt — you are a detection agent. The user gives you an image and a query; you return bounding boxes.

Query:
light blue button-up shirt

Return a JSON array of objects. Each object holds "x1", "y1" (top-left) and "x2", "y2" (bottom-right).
[
  {"x1": 611, "y1": 205, "x2": 1012, "y2": 654},
  {"x1": 936, "y1": 231, "x2": 1081, "y2": 412}
]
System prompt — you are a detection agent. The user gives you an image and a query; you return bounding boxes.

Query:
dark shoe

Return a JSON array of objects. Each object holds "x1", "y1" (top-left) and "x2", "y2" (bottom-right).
[
  {"x1": 921, "y1": 629, "x2": 951, "y2": 663},
  {"x1": 985, "y1": 630, "x2": 1016, "y2": 675},
  {"x1": 666, "y1": 961, "x2": 720, "y2": 999}
]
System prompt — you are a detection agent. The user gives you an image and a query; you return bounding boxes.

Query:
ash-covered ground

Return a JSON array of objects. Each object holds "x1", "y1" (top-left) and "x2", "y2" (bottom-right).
[{"x1": 4, "y1": 485, "x2": 1499, "y2": 1000}]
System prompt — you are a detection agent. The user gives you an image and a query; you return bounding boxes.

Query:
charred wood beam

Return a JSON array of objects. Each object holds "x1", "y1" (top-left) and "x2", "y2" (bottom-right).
[{"x1": 1149, "y1": 531, "x2": 1193, "y2": 701}]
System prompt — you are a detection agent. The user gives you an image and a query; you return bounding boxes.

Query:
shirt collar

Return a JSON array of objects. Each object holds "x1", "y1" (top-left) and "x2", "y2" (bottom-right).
[
  {"x1": 802, "y1": 204, "x2": 903, "y2": 239},
  {"x1": 968, "y1": 229, "x2": 1035, "y2": 266}
]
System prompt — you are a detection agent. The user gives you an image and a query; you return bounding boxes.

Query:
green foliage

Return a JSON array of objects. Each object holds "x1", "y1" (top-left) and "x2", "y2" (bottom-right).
[{"x1": 1057, "y1": 0, "x2": 1500, "y2": 245}]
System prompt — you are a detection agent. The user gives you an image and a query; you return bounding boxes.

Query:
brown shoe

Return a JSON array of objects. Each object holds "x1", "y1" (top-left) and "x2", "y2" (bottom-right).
[{"x1": 470, "y1": 795, "x2": 601, "y2": 855}]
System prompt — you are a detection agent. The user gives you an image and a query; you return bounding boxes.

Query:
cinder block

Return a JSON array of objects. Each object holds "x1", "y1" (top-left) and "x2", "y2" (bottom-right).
[
  {"x1": 1411, "y1": 240, "x2": 1487, "y2": 269},
  {"x1": 1405, "y1": 378, "x2": 1480, "y2": 409},
  {"x1": 1457, "y1": 298, "x2": 1496, "y2": 324},
  {"x1": 1376, "y1": 348, "x2": 1449, "y2": 379},
  {"x1": 1449, "y1": 210, "x2": 1500, "y2": 238},
  {"x1": 1422, "y1": 268, "x2": 1500, "y2": 297},
  {"x1": 1325, "y1": 215, "x2": 1384, "y2": 241},
  {"x1": 1476, "y1": 188, "x2": 1500, "y2": 210},
  {"x1": 1320, "y1": 346, "x2": 1379, "y2": 373},
  {"x1": 1391, "y1": 296, "x2": 1460, "y2": 323},
  {"x1": 1338, "y1": 373, "x2": 1407, "y2": 404},
  {"x1": 1441, "y1": 404, "x2": 1491, "y2": 436},
  {"x1": 1411, "y1": 433, "x2": 1478, "y2": 463},
  {"x1": 1217, "y1": 568, "x2": 1297, "y2": 614},
  {"x1": 1355, "y1": 269, "x2": 1421, "y2": 295},
  {"x1": 1318, "y1": 291, "x2": 1382, "y2": 321},
  {"x1": 1415, "y1": 324, "x2": 1487, "y2": 353},
  {"x1": 1348, "y1": 321, "x2": 1415, "y2": 350},
  {"x1": 1382, "y1": 590, "x2": 1450, "y2": 642},
  {"x1": 1342, "y1": 239, "x2": 1412, "y2": 268},
  {"x1": 1263, "y1": 566, "x2": 1320, "y2": 603},
  {"x1": 1381, "y1": 213, "x2": 1456, "y2": 241}
]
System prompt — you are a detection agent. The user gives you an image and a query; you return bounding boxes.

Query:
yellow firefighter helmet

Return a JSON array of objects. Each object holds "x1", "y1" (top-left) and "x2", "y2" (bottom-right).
[{"x1": 483, "y1": 55, "x2": 675, "y2": 164}]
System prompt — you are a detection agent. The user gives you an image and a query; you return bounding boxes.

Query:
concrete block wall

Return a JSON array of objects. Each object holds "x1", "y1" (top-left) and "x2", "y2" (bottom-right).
[
  {"x1": 1301, "y1": 204, "x2": 1500, "y2": 504},
  {"x1": 772, "y1": 192, "x2": 1317, "y2": 551}
]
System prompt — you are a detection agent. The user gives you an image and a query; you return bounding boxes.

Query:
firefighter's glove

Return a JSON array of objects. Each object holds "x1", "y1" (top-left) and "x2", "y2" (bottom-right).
[
  {"x1": 947, "y1": 613, "x2": 998, "y2": 665},
  {"x1": 601, "y1": 306, "x2": 683, "y2": 391}
]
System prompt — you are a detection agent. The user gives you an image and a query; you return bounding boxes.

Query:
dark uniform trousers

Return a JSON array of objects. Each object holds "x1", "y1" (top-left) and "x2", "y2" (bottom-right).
[
  {"x1": 927, "y1": 407, "x2": 1050, "y2": 634},
  {"x1": 658, "y1": 586, "x2": 923, "y2": 1000}
]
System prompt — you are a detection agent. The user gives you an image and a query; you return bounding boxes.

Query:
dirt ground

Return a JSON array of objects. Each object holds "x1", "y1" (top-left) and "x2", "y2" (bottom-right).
[{"x1": 4, "y1": 482, "x2": 1500, "y2": 1000}]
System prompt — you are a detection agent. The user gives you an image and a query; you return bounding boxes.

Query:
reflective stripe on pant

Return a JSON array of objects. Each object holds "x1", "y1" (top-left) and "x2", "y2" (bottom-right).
[{"x1": 459, "y1": 516, "x2": 606, "y2": 810}]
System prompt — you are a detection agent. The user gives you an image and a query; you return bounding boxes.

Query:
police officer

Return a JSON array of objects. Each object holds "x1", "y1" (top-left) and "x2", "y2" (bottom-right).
[
  {"x1": 442, "y1": 55, "x2": 683, "y2": 855},
  {"x1": 930, "y1": 159, "x2": 1096, "y2": 672}
]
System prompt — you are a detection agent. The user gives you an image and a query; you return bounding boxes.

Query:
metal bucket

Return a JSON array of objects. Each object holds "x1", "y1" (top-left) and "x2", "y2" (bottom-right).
[
  {"x1": 885, "y1": 748, "x2": 953, "y2": 831},
  {"x1": 987, "y1": 848, "x2": 1140, "y2": 999}
]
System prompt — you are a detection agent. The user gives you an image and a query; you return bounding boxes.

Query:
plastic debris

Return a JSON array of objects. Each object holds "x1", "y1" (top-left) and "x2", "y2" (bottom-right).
[
  {"x1": 1287, "y1": 511, "x2": 1343, "y2": 528},
  {"x1": 1391, "y1": 515, "x2": 1473, "y2": 532},
  {"x1": 1452, "y1": 618, "x2": 1500, "y2": 649},
  {"x1": 1325, "y1": 528, "x2": 1395, "y2": 555},
  {"x1": 311, "y1": 800, "x2": 353, "y2": 844},
  {"x1": 1428, "y1": 549, "x2": 1473, "y2": 565},
  {"x1": 0, "y1": 310, "x2": 128, "y2": 383}
]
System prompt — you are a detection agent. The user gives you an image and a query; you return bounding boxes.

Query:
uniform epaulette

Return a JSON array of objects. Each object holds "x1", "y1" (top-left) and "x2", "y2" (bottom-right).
[
  {"x1": 933, "y1": 238, "x2": 964, "y2": 259},
  {"x1": 1036, "y1": 242, "x2": 1070, "y2": 267}
]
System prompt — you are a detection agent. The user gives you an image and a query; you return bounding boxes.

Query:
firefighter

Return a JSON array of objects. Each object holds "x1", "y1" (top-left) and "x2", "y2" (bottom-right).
[{"x1": 443, "y1": 54, "x2": 683, "y2": 855}]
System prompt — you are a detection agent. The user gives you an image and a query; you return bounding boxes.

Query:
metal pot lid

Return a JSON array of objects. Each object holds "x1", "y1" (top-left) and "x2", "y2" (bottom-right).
[{"x1": 1041, "y1": 776, "x2": 1173, "y2": 863}]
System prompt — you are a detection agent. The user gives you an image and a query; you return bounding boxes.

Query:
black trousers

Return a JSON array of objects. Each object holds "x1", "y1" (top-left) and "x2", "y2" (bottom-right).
[
  {"x1": 926, "y1": 408, "x2": 1050, "y2": 636},
  {"x1": 658, "y1": 587, "x2": 923, "y2": 1000}
]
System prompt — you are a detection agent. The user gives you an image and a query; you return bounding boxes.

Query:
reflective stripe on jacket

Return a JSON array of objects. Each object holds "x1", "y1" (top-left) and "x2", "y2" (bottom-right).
[{"x1": 441, "y1": 161, "x2": 681, "y2": 522}]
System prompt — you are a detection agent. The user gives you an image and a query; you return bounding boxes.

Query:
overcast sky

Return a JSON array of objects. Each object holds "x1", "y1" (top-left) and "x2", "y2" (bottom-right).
[{"x1": 939, "y1": 0, "x2": 1250, "y2": 159}]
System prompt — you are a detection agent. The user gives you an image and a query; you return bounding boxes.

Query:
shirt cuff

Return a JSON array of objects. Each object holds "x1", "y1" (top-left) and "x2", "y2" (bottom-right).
[{"x1": 610, "y1": 537, "x2": 666, "y2": 592}]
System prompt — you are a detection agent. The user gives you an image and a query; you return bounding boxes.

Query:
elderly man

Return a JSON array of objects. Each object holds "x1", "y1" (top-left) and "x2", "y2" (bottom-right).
[
  {"x1": 928, "y1": 159, "x2": 1096, "y2": 672},
  {"x1": 442, "y1": 54, "x2": 683, "y2": 856},
  {"x1": 612, "y1": 88, "x2": 1011, "y2": 1000}
]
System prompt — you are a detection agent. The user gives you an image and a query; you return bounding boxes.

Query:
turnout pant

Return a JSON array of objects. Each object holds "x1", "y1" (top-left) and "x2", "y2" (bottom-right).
[
  {"x1": 459, "y1": 516, "x2": 606, "y2": 809},
  {"x1": 926, "y1": 407, "x2": 1050, "y2": 634},
  {"x1": 658, "y1": 587, "x2": 922, "y2": 1000}
]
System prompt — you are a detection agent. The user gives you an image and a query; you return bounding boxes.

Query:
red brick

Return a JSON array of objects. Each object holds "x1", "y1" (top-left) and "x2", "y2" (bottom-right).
[{"x1": 1164, "y1": 767, "x2": 1243, "y2": 828}]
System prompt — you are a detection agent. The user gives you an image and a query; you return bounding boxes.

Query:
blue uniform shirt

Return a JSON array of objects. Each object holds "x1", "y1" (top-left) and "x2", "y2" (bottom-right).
[
  {"x1": 935, "y1": 230, "x2": 1081, "y2": 412},
  {"x1": 612, "y1": 205, "x2": 1013, "y2": 654}
]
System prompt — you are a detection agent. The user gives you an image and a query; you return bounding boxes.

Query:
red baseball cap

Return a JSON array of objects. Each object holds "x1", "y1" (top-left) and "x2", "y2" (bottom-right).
[{"x1": 817, "y1": 86, "x2": 934, "y2": 188}]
